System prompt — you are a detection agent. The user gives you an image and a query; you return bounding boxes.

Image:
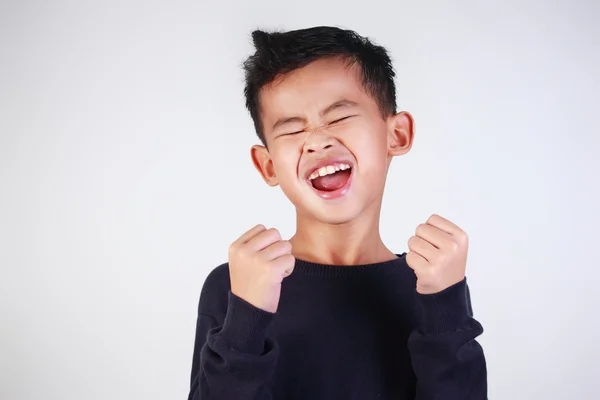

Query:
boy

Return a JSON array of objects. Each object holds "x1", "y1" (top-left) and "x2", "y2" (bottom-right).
[{"x1": 188, "y1": 26, "x2": 487, "y2": 399}]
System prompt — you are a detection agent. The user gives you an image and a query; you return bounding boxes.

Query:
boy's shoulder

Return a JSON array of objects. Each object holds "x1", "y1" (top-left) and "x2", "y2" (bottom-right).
[
  {"x1": 197, "y1": 262, "x2": 231, "y2": 318},
  {"x1": 204, "y1": 261, "x2": 231, "y2": 288}
]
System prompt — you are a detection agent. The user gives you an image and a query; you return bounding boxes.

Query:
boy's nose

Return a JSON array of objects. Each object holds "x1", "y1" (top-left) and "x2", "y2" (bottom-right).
[{"x1": 303, "y1": 132, "x2": 335, "y2": 154}]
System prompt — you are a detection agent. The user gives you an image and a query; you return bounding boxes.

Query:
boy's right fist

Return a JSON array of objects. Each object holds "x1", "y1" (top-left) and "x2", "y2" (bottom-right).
[{"x1": 228, "y1": 224, "x2": 295, "y2": 313}]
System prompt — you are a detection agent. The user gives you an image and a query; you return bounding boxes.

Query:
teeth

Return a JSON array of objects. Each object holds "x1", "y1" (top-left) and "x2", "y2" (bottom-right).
[{"x1": 308, "y1": 163, "x2": 351, "y2": 180}]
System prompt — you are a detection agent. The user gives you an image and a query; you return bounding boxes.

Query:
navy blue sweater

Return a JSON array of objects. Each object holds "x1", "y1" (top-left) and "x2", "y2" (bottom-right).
[{"x1": 188, "y1": 253, "x2": 487, "y2": 399}]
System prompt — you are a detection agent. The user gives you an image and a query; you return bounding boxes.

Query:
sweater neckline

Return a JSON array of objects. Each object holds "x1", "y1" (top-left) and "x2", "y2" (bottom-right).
[{"x1": 292, "y1": 252, "x2": 407, "y2": 278}]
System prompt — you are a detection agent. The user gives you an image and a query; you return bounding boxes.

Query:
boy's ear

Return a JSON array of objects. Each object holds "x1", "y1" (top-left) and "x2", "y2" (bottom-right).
[
  {"x1": 251, "y1": 144, "x2": 279, "y2": 187},
  {"x1": 387, "y1": 111, "x2": 415, "y2": 157}
]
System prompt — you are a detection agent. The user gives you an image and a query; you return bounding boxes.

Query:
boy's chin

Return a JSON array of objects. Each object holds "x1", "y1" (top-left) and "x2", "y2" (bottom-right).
[{"x1": 299, "y1": 202, "x2": 365, "y2": 226}]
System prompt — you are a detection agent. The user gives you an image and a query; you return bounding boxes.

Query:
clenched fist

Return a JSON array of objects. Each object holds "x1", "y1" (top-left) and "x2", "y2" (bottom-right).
[
  {"x1": 228, "y1": 224, "x2": 296, "y2": 313},
  {"x1": 406, "y1": 214, "x2": 469, "y2": 294}
]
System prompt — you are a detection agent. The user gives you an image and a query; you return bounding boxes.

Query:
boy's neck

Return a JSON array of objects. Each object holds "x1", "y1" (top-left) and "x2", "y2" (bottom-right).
[{"x1": 289, "y1": 202, "x2": 397, "y2": 266}]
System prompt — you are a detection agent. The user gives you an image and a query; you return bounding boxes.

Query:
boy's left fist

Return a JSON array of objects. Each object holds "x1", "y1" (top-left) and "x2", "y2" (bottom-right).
[{"x1": 406, "y1": 214, "x2": 469, "y2": 294}]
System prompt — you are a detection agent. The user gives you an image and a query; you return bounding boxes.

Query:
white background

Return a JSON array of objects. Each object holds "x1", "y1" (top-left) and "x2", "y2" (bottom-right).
[{"x1": 1, "y1": 1, "x2": 599, "y2": 399}]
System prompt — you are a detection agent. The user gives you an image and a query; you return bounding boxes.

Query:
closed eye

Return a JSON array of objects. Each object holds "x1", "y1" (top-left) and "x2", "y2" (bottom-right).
[
  {"x1": 279, "y1": 116, "x2": 355, "y2": 136},
  {"x1": 282, "y1": 129, "x2": 305, "y2": 136},
  {"x1": 329, "y1": 116, "x2": 354, "y2": 124}
]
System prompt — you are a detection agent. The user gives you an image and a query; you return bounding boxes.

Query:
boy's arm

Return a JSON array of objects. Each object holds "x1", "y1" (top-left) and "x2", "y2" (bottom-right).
[
  {"x1": 407, "y1": 278, "x2": 487, "y2": 399},
  {"x1": 188, "y1": 292, "x2": 278, "y2": 400},
  {"x1": 188, "y1": 225, "x2": 293, "y2": 399},
  {"x1": 405, "y1": 214, "x2": 487, "y2": 398}
]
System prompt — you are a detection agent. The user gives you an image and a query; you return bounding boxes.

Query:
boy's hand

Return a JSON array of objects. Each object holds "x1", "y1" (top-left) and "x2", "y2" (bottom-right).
[
  {"x1": 406, "y1": 214, "x2": 468, "y2": 294},
  {"x1": 228, "y1": 224, "x2": 295, "y2": 313}
]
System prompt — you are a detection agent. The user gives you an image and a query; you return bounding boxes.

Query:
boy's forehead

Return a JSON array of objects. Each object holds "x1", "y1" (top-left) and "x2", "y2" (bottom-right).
[{"x1": 259, "y1": 59, "x2": 368, "y2": 125}]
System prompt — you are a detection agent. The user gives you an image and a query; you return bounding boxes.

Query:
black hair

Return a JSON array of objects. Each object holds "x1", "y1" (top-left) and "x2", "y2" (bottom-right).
[{"x1": 242, "y1": 26, "x2": 397, "y2": 145}]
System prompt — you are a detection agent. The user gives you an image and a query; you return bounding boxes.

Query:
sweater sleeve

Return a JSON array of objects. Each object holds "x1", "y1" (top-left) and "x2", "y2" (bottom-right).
[
  {"x1": 407, "y1": 278, "x2": 488, "y2": 400},
  {"x1": 187, "y1": 291, "x2": 279, "y2": 400}
]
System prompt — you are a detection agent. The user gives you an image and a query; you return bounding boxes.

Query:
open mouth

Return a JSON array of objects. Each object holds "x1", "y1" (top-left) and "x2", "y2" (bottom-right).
[{"x1": 305, "y1": 162, "x2": 353, "y2": 200}]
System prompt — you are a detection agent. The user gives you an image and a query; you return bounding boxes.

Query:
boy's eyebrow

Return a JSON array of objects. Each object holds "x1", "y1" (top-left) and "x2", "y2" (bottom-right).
[{"x1": 270, "y1": 99, "x2": 359, "y2": 131}]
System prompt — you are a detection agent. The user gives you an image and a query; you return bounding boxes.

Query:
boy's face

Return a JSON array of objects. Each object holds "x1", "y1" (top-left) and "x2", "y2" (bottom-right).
[{"x1": 251, "y1": 57, "x2": 414, "y2": 225}]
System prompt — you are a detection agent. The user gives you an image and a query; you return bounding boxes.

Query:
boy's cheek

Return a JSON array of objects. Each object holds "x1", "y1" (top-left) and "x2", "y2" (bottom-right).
[
  {"x1": 346, "y1": 128, "x2": 387, "y2": 155},
  {"x1": 273, "y1": 163, "x2": 304, "y2": 193}
]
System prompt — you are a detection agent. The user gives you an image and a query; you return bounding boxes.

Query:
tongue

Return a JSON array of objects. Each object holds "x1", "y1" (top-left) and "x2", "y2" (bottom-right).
[{"x1": 311, "y1": 169, "x2": 351, "y2": 191}]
